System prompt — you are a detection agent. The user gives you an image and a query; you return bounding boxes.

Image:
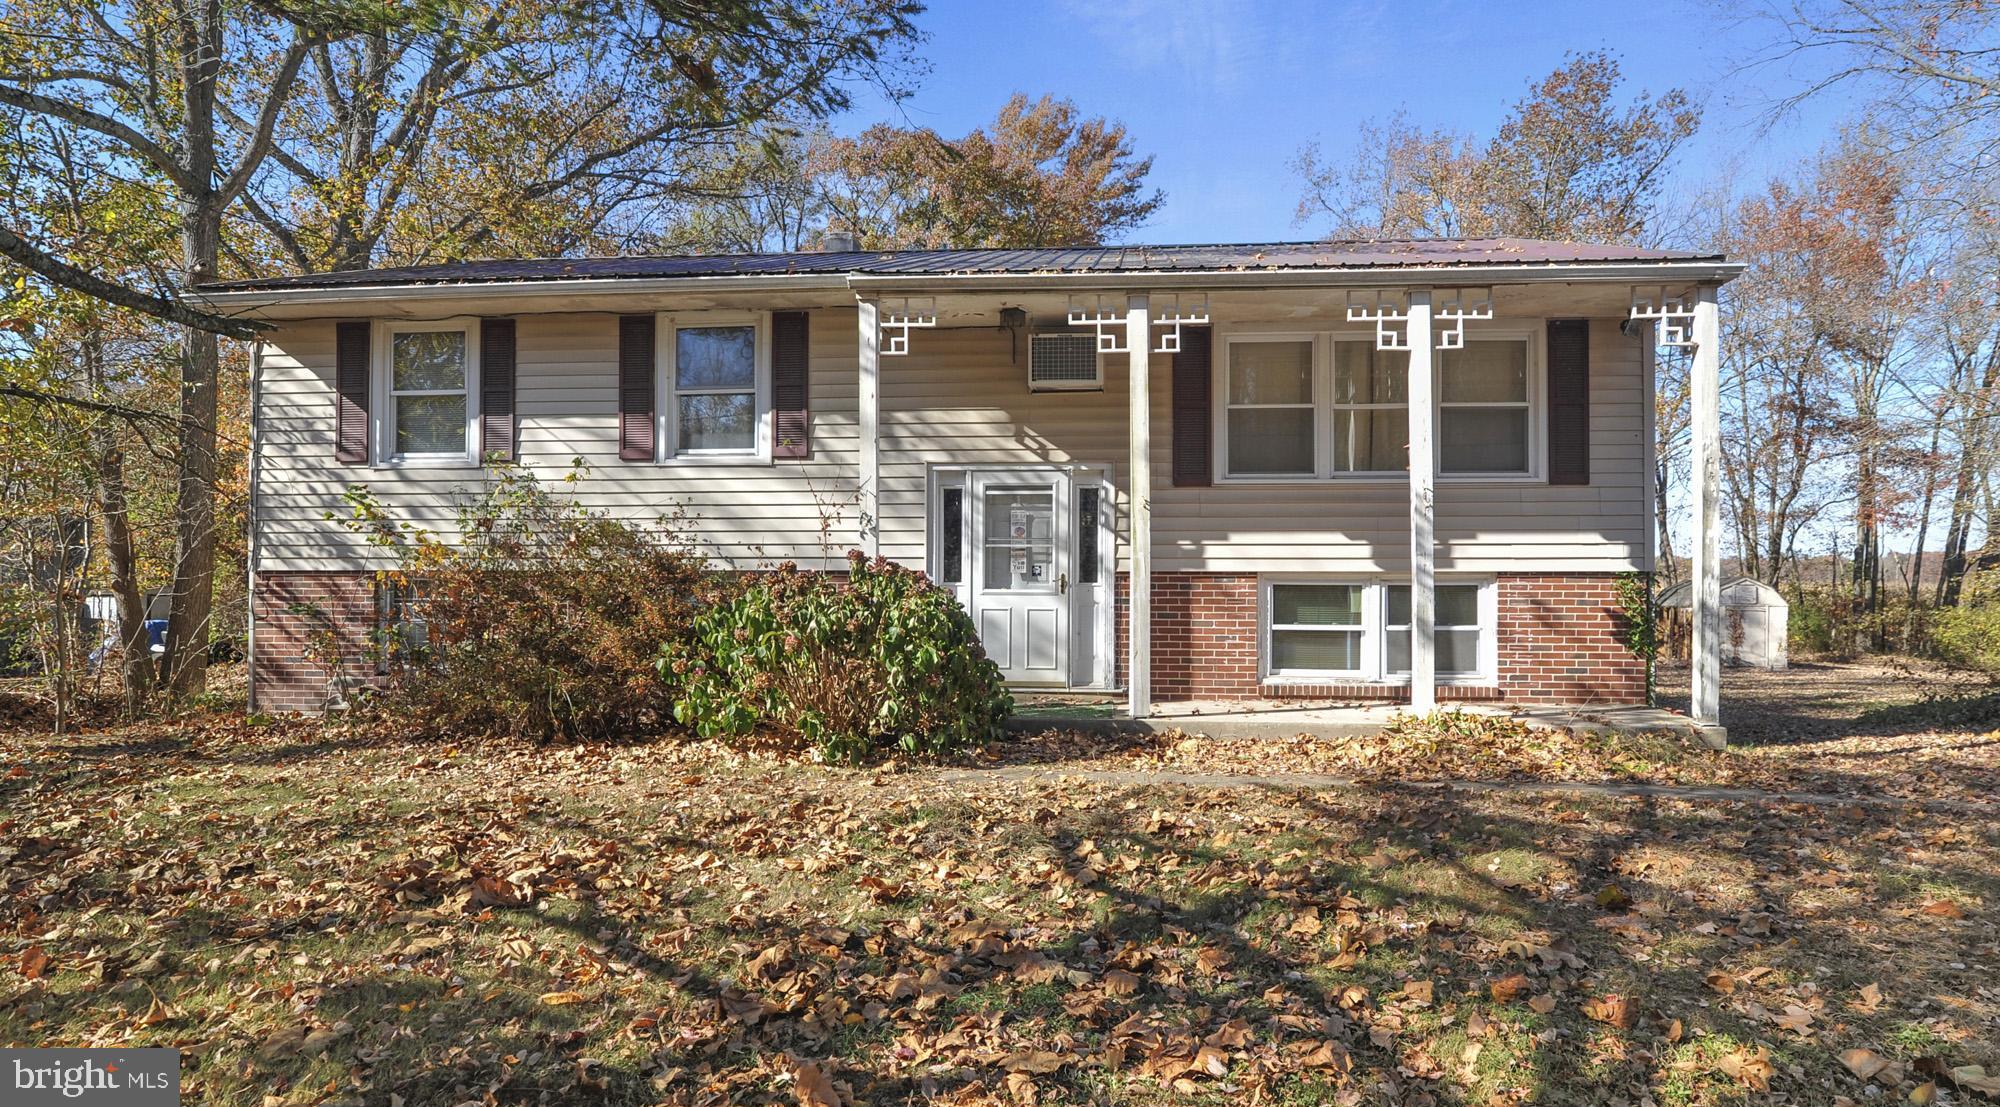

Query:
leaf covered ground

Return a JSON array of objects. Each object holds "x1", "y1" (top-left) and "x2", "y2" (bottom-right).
[{"x1": 4, "y1": 689, "x2": 1998, "y2": 1106}]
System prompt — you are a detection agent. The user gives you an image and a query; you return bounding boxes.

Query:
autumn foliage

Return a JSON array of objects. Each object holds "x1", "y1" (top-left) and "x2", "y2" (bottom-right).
[{"x1": 343, "y1": 466, "x2": 717, "y2": 743}]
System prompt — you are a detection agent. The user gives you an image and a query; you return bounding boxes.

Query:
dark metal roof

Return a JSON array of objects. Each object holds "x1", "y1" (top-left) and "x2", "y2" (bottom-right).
[{"x1": 200, "y1": 238, "x2": 1727, "y2": 293}]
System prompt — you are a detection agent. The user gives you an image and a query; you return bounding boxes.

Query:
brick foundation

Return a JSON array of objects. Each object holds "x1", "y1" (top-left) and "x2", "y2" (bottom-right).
[
  {"x1": 1116, "y1": 570, "x2": 1645, "y2": 706},
  {"x1": 252, "y1": 567, "x2": 1647, "y2": 714},
  {"x1": 251, "y1": 571, "x2": 382, "y2": 714},
  {"x1": 1496, "y1": 573, "x2": 1647, "y2": 705}
]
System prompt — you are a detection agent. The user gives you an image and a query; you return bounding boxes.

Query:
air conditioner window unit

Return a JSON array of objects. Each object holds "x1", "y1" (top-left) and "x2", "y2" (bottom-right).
[{"x1": 1028, "y1": 332, "x2": 1103, "y2": 391}]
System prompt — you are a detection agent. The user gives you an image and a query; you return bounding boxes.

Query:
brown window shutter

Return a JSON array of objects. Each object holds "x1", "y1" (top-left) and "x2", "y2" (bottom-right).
[
  {"x1": 480, "y1": 318, "x2": 517, "y2": 462},
  {"x1": 335, "y1": 320, "x2": 370, "y2": 465},
  {"x1": 1171, "y1": 326, "x2": 1213, "y2": 487},
  {"x1": 618, "y1": 314, "x2": 655, "y2": 461},
  {"x1": 771, "y1": 310, "x2": 810, "y2": 458},
  {"x1": 1546, "y1": 319, "x2": 1590, "y2": 485}
]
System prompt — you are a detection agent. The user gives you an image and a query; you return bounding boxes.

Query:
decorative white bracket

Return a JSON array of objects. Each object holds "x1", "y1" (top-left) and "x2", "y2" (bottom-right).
[
  {"x1": 1067, "y1": 294, "x2": 1131, "y2": 354},
  {"x1": 878, "y1": 296, "x2": 936, "y2": 356},
  {"x1": 1433, "y1": 287, "x2": 1493, "y2": 350},
  {"x1": 1629, "y1": 285, "x2": 1698, "y2": 348},
  {"x1": 1150, "y1": 293, "x2": 1210, "y2": 354},
  {"x1": 1346, "y1": 290, "x2": 1410, "y2": 351}
]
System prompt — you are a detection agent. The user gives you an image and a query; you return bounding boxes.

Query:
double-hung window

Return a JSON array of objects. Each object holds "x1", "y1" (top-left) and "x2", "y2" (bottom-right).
[
  {"x1": 1219, "y1": 329, "x2": 1541, "y2": 481},
  {"x1": 375, "y1": 319, "x2": 479, "y2": 465},
  {"x1": 1224, "y1": 337, "x2": 1317, "y2": 476},
  {"x1": 1263, "y1": 579, "x2": 1494, "y2": 683},
  {"x1": 658, "y1": 313, "x2": 770, "y2": 460}
]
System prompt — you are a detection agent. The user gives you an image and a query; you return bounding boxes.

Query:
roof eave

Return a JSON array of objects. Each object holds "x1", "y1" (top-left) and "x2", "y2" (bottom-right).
[{"x1": 194, "y1": 258, "x2": 1745, "y2": 315}]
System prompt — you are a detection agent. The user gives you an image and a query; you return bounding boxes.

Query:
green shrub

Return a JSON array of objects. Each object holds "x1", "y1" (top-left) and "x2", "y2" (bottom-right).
[
  {"x1": 1930, "y1": 600, "x2": 2000, "y2": 672},
  {"x1": 667, "y1": 552, "x2": 1010, "y2": 763},
  {"x1": 343, "y1": 464, "x2": 715, "y2": 742}
]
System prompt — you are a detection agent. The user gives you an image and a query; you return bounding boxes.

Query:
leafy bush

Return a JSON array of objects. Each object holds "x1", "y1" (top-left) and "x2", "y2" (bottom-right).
[
  {"x1": 344, "y1": 464, "x2": 715, "y2": 741},
  {"x1": 1930, "y1": 600, "x2": 2000, "y2": 673},
  {"x1": 667, "y1": 552, "x2": 1010, "y2": 762}
]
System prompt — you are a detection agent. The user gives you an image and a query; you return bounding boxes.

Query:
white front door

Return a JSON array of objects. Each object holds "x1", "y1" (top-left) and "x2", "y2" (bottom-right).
[{"x1": 969, "y1": 471, "x2": 1068, "y2": 685}]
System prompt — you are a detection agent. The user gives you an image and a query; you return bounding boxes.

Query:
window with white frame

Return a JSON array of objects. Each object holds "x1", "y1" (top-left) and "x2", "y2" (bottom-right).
[
  {"x1": 1224, "y1": 337, "x2": 1316, "y2": 476},
  {"x1": 1384, "y1": 584, "x2": 1484, "y2": 676},
  {"x1": 1267, "y1": 583, "x2": 1364, "y2": 675},
  {"x1": 659, "y1": 314, "x2": 769, "y2": 459},
  {"x1": 1219, "y1": 331, "x2": 1540, "y2": 480},
  {"x1": 376, "y1": 320, "x2": 478, "y2": 464},
  {"x1": 1263, "y1": 579, "x2": 1493, "y2": 682}
]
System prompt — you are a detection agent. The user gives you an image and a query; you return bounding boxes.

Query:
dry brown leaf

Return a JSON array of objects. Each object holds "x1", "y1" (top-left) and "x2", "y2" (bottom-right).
[
  {"x1": 1920, "y1": 900, "x2": 1967, "y2": 920},
  {"x1": 1704, "y1": 970, "x2": 1736, "y2": 995},
  {"x1": 1843, "y1": 1047, "x2": 1891, "y2": 1082},
  {"x1": 1529, "y1": 993, "x2": 1558, "y2": 1015},
  {"x1": 1101, "y1": 968, "x2": 1139, "y2": 996},
  {"x1": 1909, "y1": 1082, "x2": 1937, "y2": 1105},
  {"x1": 1852, "y1": 982, "x2": 1884, "y2": 1012},
  {"x1": 1001, "y1": 1050, "x2": 1067, "y2": 1075},
  {"x1": 792, "y1": 1059, "x2": 842, "y2": 1107},
  {"x1": 1719, "y1": 1045, "x2": 1774, "y2": 1091},
  {"x1": 1401, "y1": 979, "x2": 1434, "y2": 1006},
  {"x1": 538, "y1": 990, "x2": 588, "y2": 1006},
  {"x1": 1582, "y1": 994, "x2": 1636, "y2": 1029},
  {"x1": 1490, "y1": 973, "x2": 1531, "y2": 1003}
]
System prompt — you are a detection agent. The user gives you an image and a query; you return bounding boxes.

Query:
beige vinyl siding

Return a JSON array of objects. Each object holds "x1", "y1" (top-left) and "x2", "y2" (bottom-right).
[
  {"x1": 1151, "y1": 317, "x2": 1646, "y2": 573},
  {"x1": 876, "y1": 317, "x2": 1647, "y2": 575},
  {"x1": 258, "y1": 305, "x2": 1646, "y2": 577},
  {"x1": 877, "y1": 326, "x2": 1132, "y2": 565},
  {"x1": 255, "y1": 310, "x2": 860, "y2": 572}
]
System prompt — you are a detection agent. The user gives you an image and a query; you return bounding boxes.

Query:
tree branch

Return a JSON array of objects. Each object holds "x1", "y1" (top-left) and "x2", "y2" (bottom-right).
[
  {"x1": 0, "y1": 224, "x2": 265, "y2": 338},
  {"x1": 0, "y1": 82, "x2": 196, "y2": 192}
]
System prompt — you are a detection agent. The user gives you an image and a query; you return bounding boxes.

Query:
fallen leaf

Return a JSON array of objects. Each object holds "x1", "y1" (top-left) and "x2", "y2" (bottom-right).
[
  {"x1": 18, "y1": 946, "x2": 50, "y2": 980},
  {"x1": 1852, "y1": 982, "x2": 1883, "y2": 1012},
  {"x1": 1843, "y1": 1048, "x2": 1891, "y2": 1082},
  {"x1": 1490, "y1": 973, "x2": 1532, "y2": 1003},
  {"x1": 1529, "y1": 993, "x2": 1557, "y2": 1015},
  {"x1": 538, "y1": 991, "x2": 588, "y2": 1007},
  {"x1": 1909, "y1": 1082, "x2": 1937, "y2": 1105},
  {"x1": 1582, "y1": 994, "x2": 1636, "y2": 1029},
  {"x1": 792, "y1": 1059, "x2": 842, "y2": 1107},
  {"x1": 1920, "y1": 900, "x2": 1967, "y2": 920},
  {"x1": 1719, "y1": 1045, "x2": 1774, "y2": 1091},
  {"x1": 1400, "y1": 979, "x2": 1434, "y2": 1006},
  {"x1": 1704, "y1": 970, "x2": 1736, "y2": 995},
  {"x1": 1001, "y1": 1050, "x2": 1066, "y2": 1075}
]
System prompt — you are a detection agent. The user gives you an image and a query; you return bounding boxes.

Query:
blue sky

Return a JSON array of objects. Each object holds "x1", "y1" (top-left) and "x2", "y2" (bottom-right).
[{"x1": 834, "y1": 0, "x2": 1853, "y2": 244}]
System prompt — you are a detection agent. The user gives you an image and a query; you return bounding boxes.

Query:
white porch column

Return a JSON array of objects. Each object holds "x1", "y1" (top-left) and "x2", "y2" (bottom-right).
[
  {"x1": 1406, "y1": 291, "x2": 1436, "y2": 713},
  {"x1": 1690, "y1": 285, "x2": 1722, "y2": 725},
  {"x1": 857, "y1": 298, "x2": 880, "y2": 557},
  {"x1": 1127, "y1": 293, "x2": 1151, "y2": 719}
]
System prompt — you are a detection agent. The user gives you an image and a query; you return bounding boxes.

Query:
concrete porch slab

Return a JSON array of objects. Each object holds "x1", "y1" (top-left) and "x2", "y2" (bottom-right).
[{"x1": 1008, "y1": 696, "x2": 1728, "y2": 748}]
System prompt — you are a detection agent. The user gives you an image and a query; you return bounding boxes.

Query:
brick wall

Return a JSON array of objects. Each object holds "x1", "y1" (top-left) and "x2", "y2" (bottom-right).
[
  {"x1": 1496, "y1": 573, "x2": 1646, "y2": 705},
  {"x1": 251, "y1": 571, "x2": 381, "y2": 714},
  {"x1": 1114, "y1": 570, "x2": 1645, "y2": 706},
  {"x1": 1114, "y1": 572, "x2": 1260, "y2": 698}
]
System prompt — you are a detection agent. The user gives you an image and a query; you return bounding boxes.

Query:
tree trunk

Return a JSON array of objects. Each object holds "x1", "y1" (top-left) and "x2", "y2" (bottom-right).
[
  {"x1": 83, "y1": 328, "x2": 152, "y2": 715},
  {"x1": 162, "y1": 0, "x2": 224, "y2": 699}
]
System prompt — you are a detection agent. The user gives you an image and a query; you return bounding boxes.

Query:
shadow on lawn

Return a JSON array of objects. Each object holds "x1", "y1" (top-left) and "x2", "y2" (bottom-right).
[{"x1": 11, "y1": 738, "x2": 1997, "y2": 1106}]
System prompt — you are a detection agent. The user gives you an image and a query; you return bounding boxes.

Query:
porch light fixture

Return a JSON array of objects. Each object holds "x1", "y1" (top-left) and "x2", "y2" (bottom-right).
[
  {"x1": 1433, "y1": 287, "x2": 1493, "y2": 350},
  {"x1": 1345, "y1": 289, "x2": 1410, "y2": 351},
  {"x1": 1067, "y1": 294, "x2": 1131, "y2": 354},
  {"x1": 878, "y1": 296, "x2": 937, "y2": 356},
  {"x1": 1629, "y1": 285, "x2": 1698, "y2": 348},
  {"x1": 1149, "y1": 293, "x2": 1210, "y2": 354}
]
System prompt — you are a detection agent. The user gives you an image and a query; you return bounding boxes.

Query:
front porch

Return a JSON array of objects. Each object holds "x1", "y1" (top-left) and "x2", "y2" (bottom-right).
[{"x1": 853, "y1": 263, "x2": 1737, "y2": 729}]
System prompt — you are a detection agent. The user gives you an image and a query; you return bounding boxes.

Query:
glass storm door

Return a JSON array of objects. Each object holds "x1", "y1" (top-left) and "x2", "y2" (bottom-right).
[{"x1": 969, "y1": 472, "x2": 1069, "y2": 685}]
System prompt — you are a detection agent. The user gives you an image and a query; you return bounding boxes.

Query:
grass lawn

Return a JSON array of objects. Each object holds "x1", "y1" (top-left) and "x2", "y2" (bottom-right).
[{"x1": 3, "y1": 665, "x2": 1998, "y2": 1105}]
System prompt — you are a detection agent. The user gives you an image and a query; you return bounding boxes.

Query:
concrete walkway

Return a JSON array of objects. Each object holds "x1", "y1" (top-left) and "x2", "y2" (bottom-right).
[
  {"x1": 1009, "y1": 697, "x2": 1728, "y2": 748},
  {"x1": 938, "y1": 763, "x2": 1996, "y2": 814}
]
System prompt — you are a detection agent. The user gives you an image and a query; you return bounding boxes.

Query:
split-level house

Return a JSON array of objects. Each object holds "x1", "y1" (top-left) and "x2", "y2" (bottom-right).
[{"x1": 201, "y1": 239, "x2": 1741, "y2": 726}]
